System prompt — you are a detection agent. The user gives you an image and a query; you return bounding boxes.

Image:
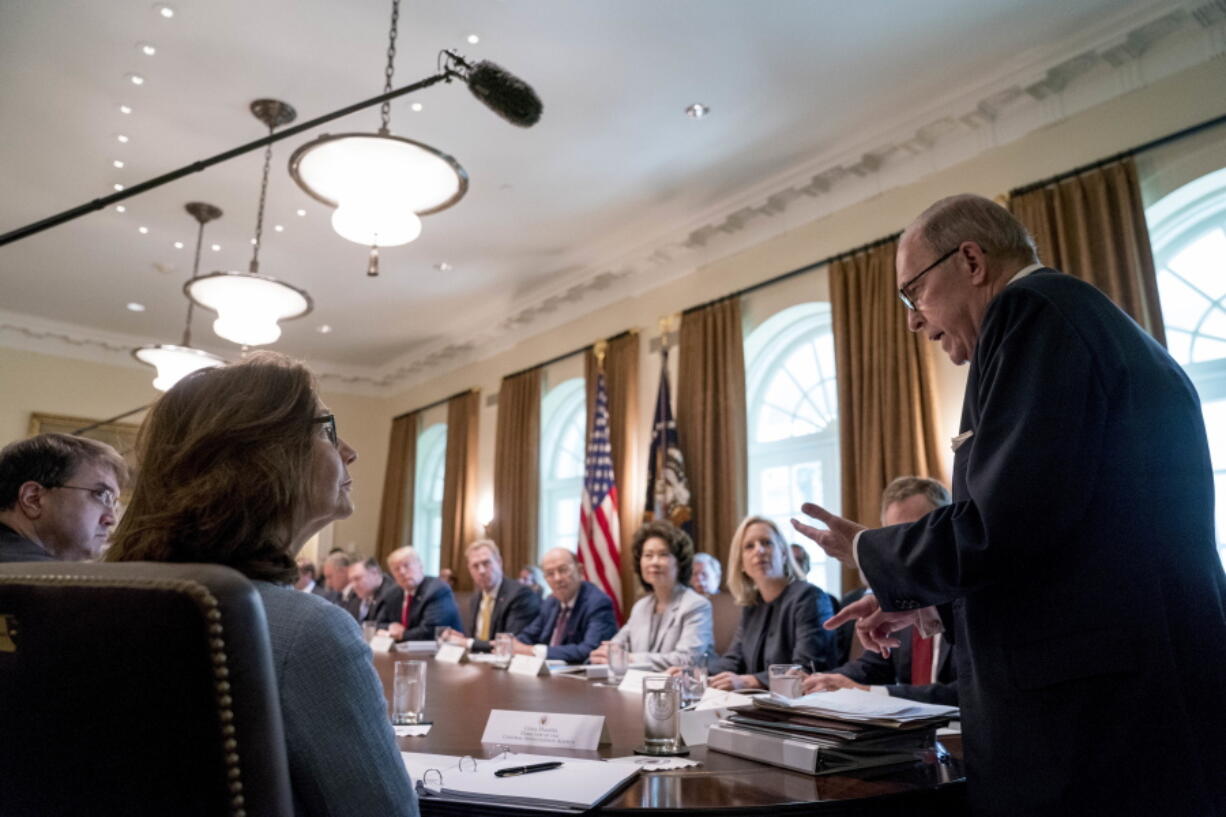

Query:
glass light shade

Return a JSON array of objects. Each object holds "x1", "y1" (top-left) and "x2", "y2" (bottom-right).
[
  {"x1": 185, "y1": 271, "x2": 312, "y2": 347},
  {"x1": 331, "y1": 199, "x2": 422, "y2": 246},
  {"x1": 132, "y1": 345, "x2": 226, "y2": 391}
]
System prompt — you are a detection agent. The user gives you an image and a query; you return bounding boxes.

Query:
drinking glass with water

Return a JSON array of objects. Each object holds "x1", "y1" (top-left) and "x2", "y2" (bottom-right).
[{"x1": 392, "y1": 659, "x2": 427, "y2": 724}]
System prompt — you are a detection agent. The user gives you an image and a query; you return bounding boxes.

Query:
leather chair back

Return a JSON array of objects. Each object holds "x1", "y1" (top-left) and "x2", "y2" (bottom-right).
[
  {"x1": 708, "y1": 590, "x2": 742, "y2": 654},
  {"x1": 0, "y1": 561, "x2": 293, "y2": 817}
]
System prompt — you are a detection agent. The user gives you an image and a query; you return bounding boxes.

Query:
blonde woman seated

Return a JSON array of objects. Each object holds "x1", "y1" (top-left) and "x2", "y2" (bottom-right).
[
  {"x1": 590, "y1": 520, "x2": 713, "y2": 670},
  {"x1": 707, "y1": 516, "x2": 838, "y2": 690}
]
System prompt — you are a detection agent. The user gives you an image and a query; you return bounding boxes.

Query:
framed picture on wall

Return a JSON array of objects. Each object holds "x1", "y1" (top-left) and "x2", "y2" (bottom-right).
[{"x1": 27, "y1": 412, "x2": 141, "y2": 471}]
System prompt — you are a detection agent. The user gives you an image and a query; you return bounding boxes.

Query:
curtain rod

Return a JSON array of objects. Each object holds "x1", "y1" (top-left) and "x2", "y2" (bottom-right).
[
  {"x1": 1009, "y1": 111, "x2": 1226, "y2": 198},
  {"x1": 681, "y1": 231, "x2": 902, "y2": 317},
  {"x1": 392, "y1": 387, "x2": 477, "y2": 422},
  {"x1": 502, "y1": 329, "x2": 634, "y2": 381}
]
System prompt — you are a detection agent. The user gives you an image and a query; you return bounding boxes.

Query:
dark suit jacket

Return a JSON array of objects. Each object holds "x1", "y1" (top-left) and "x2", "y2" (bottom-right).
[
  {"x1": 709, "y1": 580, "x2": 838, "y2": 686},
  {"x1": 516, "y1": 580, "x2": 617, "y2": 663},
  {"x1": 341, "y1": 574, "x2": 395, "y2": 623},
  {"x1": 376, "y1": 576, "x2": 462, "y2": 641},
  {"x1": 463, "y1": 577, "x2": 541, "y2": 651},
  {"x1": 309, "y1": 582, "x2": 338, "y2": 604},
  {"x1": 0, "y1": 523, "x2": 54, "y2": 563},
  {"x1": 859, "y1": 270, "x2": 1226, "y2": 815},
  {"x1": 830, "y1": 625, "x2": 957, "y2": 706}
]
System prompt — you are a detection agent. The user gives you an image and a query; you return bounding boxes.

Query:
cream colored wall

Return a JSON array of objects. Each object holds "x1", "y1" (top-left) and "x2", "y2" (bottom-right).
[
  {"x1": 0, "y1": 346, "x2": 391, "y2": 559},
  {"x1": 388, "y1": 60, "x2": 1226, "y2": 521}
]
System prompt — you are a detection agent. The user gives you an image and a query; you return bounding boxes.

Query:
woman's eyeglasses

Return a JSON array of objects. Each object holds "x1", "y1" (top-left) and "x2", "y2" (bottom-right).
[{"x1": 312, "y1": 414, "x2": 338, "y2": 446}]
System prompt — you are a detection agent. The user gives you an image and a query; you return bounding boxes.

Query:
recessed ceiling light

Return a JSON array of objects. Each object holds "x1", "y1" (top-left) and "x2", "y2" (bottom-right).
[
  {"x1": 274, "y1": 224, "x2": 284, "y2": 232},
  {"x1": 467, "y1": 34, "x2": 480, "y2": 44},
  {"x1": 410, "y1": 102, "x2": 423, "y2": 112},
  {"x1": 127, "y1": 73, "x2": 145, "y2": 86},
  {"x1": 434, "y1": 261, "x2": 453, "y2": 271},
  {"x1": 112, "y1": 160, "x2": 125, "y2": 168},
  {"x1": 173, "y1": 241, "x2": 184, "y2": 249},
  {"x1": 113, "y1": 183, "x2": 124, "y2": 191},
  {"x1": 116, "y1": 205, "x2": 126, "y2": 213},
  {"x1": 250, "y1": 238, "x2": 257, "y2": 245},
  {"x1": 156, "y1": 4, "x2": 175, "y2": 18},
  {"x1": 138, "y1": 226, "x2": 149, "y2": 234},
  {"x1": 117, "y1": 134, "x2": 129, "y2": 143},
  {"x1": 140, "y1": 42, "x2": 157, "y2": 56},
  {"x1": 211, "y1": 243, "x2": 221, "y2": 251},
  {"x1": 296, "y1": 209, "x2": 306, "y2": 217},
  {"x1": 685, "y1": 103, "x2": 710, "y2": 119},
  {"x1": 119, "y1": 104, "x2": 132, "y2": 114},
  {"x1": 316, "y1": 324, "x2": 333, "y2": 334},
  {"x1": 126, "y1": 302, "x2": 146, "y2": 312}
]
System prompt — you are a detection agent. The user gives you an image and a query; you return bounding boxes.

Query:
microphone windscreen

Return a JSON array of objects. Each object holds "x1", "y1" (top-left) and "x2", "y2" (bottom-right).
[{"x1": 467, "y1": 60, "x2": 543, "y2": 128}]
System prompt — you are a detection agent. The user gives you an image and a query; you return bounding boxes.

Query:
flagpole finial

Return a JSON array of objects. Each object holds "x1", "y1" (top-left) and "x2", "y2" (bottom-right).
[{"x1": 594, "y1": 339, "x2": 608, "y2": 368}]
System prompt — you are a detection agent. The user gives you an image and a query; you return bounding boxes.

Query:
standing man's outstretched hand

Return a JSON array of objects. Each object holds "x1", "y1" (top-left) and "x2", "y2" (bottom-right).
[{"x1": 791, "y1": 502, "x2": 865, "y2": 567}]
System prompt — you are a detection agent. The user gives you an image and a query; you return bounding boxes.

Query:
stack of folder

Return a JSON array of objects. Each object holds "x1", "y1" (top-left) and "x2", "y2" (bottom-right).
[{"x1": 706, "y1": 689, "x2": 957, "y2": 776}]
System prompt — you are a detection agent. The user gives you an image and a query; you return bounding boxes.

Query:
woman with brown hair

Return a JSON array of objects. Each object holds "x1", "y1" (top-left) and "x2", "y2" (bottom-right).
[{"x1": 108, "y1": 352, "x2": 417, "y2": 817}]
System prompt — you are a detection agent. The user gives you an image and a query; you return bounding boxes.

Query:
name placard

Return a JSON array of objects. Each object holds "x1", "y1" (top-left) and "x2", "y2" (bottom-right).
[
  {"x1": 482, "y1": 709, "x2": 607, "y2": 750},
  {"x1": 435, "y1": 642, "x2": 468, "y2": 664},
  {"x1": 508, "y1": 654, "x2": 550, "y2": 676},
  {"x1": 368, "y1": 634, "x2": 395, "y2": 653}
]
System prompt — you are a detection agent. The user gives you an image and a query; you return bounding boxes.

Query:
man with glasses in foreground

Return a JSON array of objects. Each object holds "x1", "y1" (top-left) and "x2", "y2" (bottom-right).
[
  {"x1": 0, "y1": 433, "x2": 128, "y2": 562},
  {"x1": 793, "y1": 194, "x2": 1226, "y2": 816}
]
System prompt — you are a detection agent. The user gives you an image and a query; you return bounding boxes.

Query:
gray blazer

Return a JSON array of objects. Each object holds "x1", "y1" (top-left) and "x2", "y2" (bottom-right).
[
  {"x1": 255, "y1": 582, "x2": 418, "y2": 817},
  {"x1": 611, "y1": 585, "x2": 713, "y2": 669}
]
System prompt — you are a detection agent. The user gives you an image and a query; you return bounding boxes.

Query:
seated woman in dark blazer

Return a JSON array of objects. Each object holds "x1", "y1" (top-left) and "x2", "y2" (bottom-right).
[
  {"x1": 107, "y1": 352, "x2": 417, "y2": 817},
  {"x1": 708, "y1": 515, "x2": 838, "y2": 690}
]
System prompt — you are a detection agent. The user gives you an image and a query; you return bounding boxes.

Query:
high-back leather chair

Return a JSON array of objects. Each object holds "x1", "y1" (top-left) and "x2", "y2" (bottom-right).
[
  {"x1": 708, "y1": 591, "x2": 742, "y2": 655},
  {"x1": 0, "y1": 562, "x2": 293, "y2": 817}
]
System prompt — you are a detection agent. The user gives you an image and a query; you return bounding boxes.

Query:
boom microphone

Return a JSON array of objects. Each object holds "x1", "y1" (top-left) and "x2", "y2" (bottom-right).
[{"x1": 444, "y1": 51, "x2": 543, "y2": 128}]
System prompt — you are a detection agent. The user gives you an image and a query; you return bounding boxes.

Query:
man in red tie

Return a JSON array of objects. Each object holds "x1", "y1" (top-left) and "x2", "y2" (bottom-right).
[
  {"x1": 802, "y1": 477, "x2": 956, "y2": 705},
  {"x1": 379, "y1": 545, "x2": 462, "y2": 641}
]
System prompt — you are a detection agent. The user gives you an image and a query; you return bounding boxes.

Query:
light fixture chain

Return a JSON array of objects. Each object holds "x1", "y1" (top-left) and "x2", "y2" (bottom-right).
[
  {"x1": 249, "y1": 131, "x2": 274, "y2": 273},
  {"x1": 379, "y1": 0, "x2": 401, "y2": 133},
  {"x1": 182, "y1": 216, "x2": 207, "y2": 346}
]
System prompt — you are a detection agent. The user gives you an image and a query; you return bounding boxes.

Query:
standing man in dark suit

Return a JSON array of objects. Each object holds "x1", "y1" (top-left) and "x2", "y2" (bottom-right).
[
  {"x1": 794, "y1": 194, "x2": 1226, "y2": 816},
  {"x1": 514, "y1": 547, "x2": 617, "y2": 664},
  {"x1": 0, "y1": 433, "x2": 128, "y2": 563},
  {"x1": 378, "y1": 545, "x2": 462, "y2": 641},
  {"x1": 343, "y1": 557, "x2": 395, "y2": 623},
  {"x1": 804, "y1": 476, "x2": 956, "y2": 706},
  {"x1": 443, "y1": 539, "x2": 540, "y2": 652}
]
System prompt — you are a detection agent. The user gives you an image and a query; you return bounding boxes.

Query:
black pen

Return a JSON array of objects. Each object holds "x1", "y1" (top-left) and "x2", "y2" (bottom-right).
[{"x1": 494, "y1": 761, "x2": 564, "y2": 777}]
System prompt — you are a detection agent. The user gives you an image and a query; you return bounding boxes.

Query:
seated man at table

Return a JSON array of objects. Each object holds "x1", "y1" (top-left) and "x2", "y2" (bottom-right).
[
  {"x1": 803, "y1": 476, "x2": 957, "y2": 705},
  {"x1": 444, "y1": 538, "x2": 541, "y2": 652},
  {"x1": 514, "y1": 547, "x2": 617, "y2": 663},
  {"x1": 343, "y1": 557, "x2": 395, "y2": 623},
  {"x1": 690, "y1": 552, "x2": 721, "y2": 596},
  {"x1": 377, "y1": 545, "x2": 463, "y2": 641},
  {"x1": 0, "y1": 432, "x2": 128, "y2": 563},
  {"x1": 320, "y1": 550, "x2": 353, "y2": 606}
]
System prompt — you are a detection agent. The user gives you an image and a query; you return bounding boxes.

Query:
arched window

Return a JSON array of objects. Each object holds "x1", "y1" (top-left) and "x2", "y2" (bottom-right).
[
  {"x1": 539, "y1": 378, "x2": 586, "y2": 560},
  {"x1": 413, "y1": 422, "x2": 447, "y2": 576},
  {"x1": 745, "y1": 302, "x2": 841, "y2": 594},
  {"x1": 1148, "y1": 165, "x2": 1226, "y2": 570}
]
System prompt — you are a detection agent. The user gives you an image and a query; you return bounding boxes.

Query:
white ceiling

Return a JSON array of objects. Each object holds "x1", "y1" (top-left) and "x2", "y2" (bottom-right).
[{"x1": 0, "y1": 0, "x2": 1184, "y2": 383}]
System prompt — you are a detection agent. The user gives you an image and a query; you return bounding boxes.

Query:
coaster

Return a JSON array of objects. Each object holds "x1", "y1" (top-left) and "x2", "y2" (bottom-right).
[{"x1": 632, "y1": 744, "x2": 690, "y2": 757}]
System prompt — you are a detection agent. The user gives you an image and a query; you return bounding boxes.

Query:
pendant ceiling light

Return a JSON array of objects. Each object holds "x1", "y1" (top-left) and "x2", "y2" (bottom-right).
[
  {"x1": 288, "y1": 0, "x2": 468, "y2": 276},
  {"x1": 132, "y1": 202, "x2": 228, "y2": 391},
  {"x1": 187, "y1": 100, "x2": 312, "y2": 346}
]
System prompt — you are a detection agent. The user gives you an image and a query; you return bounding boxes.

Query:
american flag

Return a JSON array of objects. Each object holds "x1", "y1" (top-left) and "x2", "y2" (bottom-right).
[{"x1": 578, "y1": 368, "x2": 623, "y2": 623}]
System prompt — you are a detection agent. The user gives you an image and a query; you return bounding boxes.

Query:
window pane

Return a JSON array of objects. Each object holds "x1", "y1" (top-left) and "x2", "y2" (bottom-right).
[
  {"x1": 1167, "y1": 228, "x2": 1226, "y2": 296},
  {"x1": 760, "y1": 466, "x2": 792, "y2": 516}
]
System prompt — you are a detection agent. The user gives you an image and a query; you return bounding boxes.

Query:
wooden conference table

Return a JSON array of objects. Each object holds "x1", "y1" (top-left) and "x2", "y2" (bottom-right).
[{"x1": 372, "y1": 652, "x2": 966, "y2": 815}]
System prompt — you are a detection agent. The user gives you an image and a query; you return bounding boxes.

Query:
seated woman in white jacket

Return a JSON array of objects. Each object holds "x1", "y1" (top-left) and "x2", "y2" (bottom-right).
[{"x1": 590, "y1": 520, "x2": 714, "y2": 670}]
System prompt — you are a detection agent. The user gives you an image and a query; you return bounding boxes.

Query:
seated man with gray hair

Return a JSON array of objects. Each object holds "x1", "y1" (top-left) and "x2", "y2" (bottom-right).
[
  {"x1": 690, "y1": 551, "x2": 722, "y2": 595},
  {"x1": 0, "y1": 433, "x2": 128, "y2": 562},
  {"x1": 376, "y1": 545, "x2": 462, "y2": 641}
]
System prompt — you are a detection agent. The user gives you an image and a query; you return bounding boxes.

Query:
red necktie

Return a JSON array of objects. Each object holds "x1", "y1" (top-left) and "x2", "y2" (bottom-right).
[
  {"x1": 910, "y1": 628, "x2": 935, "y2": 686},
  {"x1": 401, "y1": 593, "x2": 413, "y2": 628}
]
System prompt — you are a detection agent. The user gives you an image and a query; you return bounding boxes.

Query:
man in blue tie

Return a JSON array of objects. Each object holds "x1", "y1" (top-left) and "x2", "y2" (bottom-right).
[{"x1": 514, "y1": 547, "x2": 617, "y2": 664}]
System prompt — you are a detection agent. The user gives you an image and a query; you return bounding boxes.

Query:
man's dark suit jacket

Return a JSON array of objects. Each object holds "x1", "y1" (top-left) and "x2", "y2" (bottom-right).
[
  {"x1": 376, "y1": 575, "x2": 462, "y2": 641},
  {"x1": 463, "y1": 577, "x2": 541, "y2": 652},
  {"x1": 830, "y1": 625, "x2": 957, "y2": 706},
  {"x1": 516, "y1": 580, "x2": 617, "y2": 663},
  {"x1": 309, "y1": 582, "x2": 338, "y2": 604},
  {"x1": 342, "y1": 574, "x2": 395, "y2": 623},
  {"x1": 709, "y1": 579, "x2": 838, "y2": 686},
  {"x1": 858, "y1": 270, "x2": 1226, "y2": 815},
  {"x1": 0, "y1": 523, "x2": 54, "y2": 563}
]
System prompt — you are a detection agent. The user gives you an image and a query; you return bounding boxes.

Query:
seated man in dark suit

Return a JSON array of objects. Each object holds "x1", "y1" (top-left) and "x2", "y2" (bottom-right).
[
  {"x1": 377, "y1": 545, "x2": 462, "y2": 641},
  {"x1": 319, "y1": 551, "x2": 353, "y2": 607},
  {"x1": 0, "y1": 433, "x2": 128, "y2": 563},
  {"x1": 343, "y1": 557, "x2": 395, "y2": 623},
  {"x1": 514, "y1": 547, "x2": 617, "y2": 664},
  {"x1": 443, "y1": 539, "x2": 540, "y2": 652},
  {"x1": 805, "y1": 477, "x2": 957, "y2": 705}
]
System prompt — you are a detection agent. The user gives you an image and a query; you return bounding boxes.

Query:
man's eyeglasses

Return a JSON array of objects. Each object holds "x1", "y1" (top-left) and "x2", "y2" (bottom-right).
[
  {"x1": 312, "y1": 414, "x2": 338, "y2": 446},
  {"x1": 53, "y1": 485, "x2": 119, "y2": 510},
  {"x1": 898, "y1": 246, "x2": 960, "y2": 311}
]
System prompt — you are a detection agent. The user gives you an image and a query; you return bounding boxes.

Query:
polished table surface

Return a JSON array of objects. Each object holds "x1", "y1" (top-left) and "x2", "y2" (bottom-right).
[{"x1": 373, "y1": 652, "x2": 965, "y2": 815}]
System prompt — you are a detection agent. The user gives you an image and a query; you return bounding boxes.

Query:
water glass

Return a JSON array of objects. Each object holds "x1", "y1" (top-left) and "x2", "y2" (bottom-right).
[
  {"x1": 607, "y1": 641, "x2": 629, "y2": 684},
  {"x1": 677, "y1": 653, "x2": 708, "y2": 706},
  {"x1": 392, "y1": 659, "x2": 427, "y2": 724},
  {"x1": 493, "y1": 632, "x2": 515, "y2": 669},
  {"x1": 361, "y1": 622, "x2": 377, "y2": 644},
  {"x1": 642, "y1": 675, "x2": 681, "y2": 753},
  {"x1": 769, "y1": 663, "x2": 804, "y2": 699}
]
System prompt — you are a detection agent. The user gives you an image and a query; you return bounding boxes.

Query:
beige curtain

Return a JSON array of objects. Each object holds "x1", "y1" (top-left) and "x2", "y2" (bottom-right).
[
  {"x1": 1009, "y1": 157, "x2": 1166, "y2": 345},
  {"x1": 584, "y1": 332, "x2": 642, "y2": 615},
  {"x1": 677, "y1": 299, "x2": 747, "y2": 559},
  {"x1": 830, "y1": 239, "x2": 946, "y2": 591},
  {"x1": 440, "y1": 390, "x2": 480, "y2": 590},
  {"x1": 493, "y1": 369, "x2": 541, "y2": 578},
  {"x1": 375, "y1": 411, "x2": 418, "y2": 566}
]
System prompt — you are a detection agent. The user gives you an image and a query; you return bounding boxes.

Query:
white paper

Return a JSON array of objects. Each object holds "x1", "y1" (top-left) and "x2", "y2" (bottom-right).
[
  {"x1": 395, "y1": 640, "x2": 439, "y2": 654},
  {"x1": 368, "y1": 634, "x2": 395, "y2": 653},
  {"x1": 776, "y1": 688, "x2": 959, "y2": 721},
  {"x1": 508, "y1": 654, "x2": 549, "y2": 677},
  {"x1": 617, "y1": 668, "x2": 664, "y2": 692},
  {"x1": 679, "y1": 707, "x2": 723, "y2": 746},
  {"x1": 606, "y1": 755, "x2": 701, "y2": 770},
  {"x1": 394, "y1": 724, "x2": 433, "y2": 737},
  {"x1": 435, "y1": 642, "x2": 468, "y2": 664},
  {"x1": 692, "y1": 686, "x2": 755, "y2": 711},
  {"x1": 481, "y1": 709, "x2": 606, "y2": 751}
]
